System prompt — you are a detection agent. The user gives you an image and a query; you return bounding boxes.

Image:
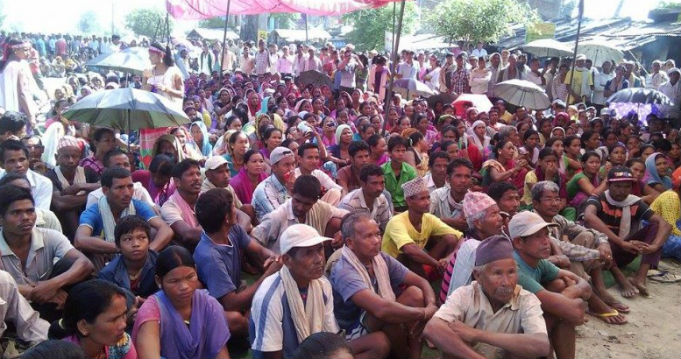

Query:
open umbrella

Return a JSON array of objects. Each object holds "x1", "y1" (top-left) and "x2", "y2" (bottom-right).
[
  {"x1": 427, "y1": 92, "x2": 457, "y2": 108},
  {"x1": 577, "y1": 40, "x2": 624, "y2": 67},
  {"x1": 393, "y1": 78, "x2": 436, "y2": 98},
  {"x1": 607, "y1": 87, "x2": 673, "y2": 126},
  {"x1": 85, "y1": 47, "x2": 152, "y2": 75},
  {"x1": 63, "y1": 88, "x2": 189, "y2": 135},
  {"x1": 494, "y1": 79, "x2": 550, "y2": 110},
  {"x1": 521, "y1": 39, "x2": 573, "y2": 58},
  {"x1": 299, "y1": 70, "x2": 333, "y2": 88},
  {"x1": 452, "y1": 94, "x2": 494, "y2": 116}
]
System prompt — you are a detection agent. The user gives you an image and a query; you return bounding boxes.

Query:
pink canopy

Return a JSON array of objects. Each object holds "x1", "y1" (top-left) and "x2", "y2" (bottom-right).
[{"x1": 166, "y1": 0, "x2": 400, "y2": 19}]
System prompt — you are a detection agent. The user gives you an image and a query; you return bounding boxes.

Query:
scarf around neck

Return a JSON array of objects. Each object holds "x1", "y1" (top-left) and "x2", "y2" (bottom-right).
[
  {"x1": 340, "y1": 246, "x2": 395, "y2": 301},
  {"x1": 55, "y1": 166, "x2": 86, "y2": 193},
  {"x1": 279, "y1": 266, "x2": 325, "y2": 343},
  {"x1": 604, "y1": 190, "x2": 640, "y2": 238},
  {"x1": 98, "y1": 195, "x2": 136, "y2": 243}
]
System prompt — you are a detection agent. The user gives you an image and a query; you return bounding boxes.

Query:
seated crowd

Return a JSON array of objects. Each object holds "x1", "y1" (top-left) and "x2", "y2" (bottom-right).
[{"x1": 0, "y1": 47, "x2": 680, "y2": 359}]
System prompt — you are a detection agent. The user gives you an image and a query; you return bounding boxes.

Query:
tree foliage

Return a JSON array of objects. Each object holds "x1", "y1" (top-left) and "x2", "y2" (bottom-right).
[
  {"x1": 125, "y1": 8, "x2": 172, "y2": 39},
  {"x1": 426, "y1": 0, "x2": 538, "y2": 46},
  {"x1": 78, "y1": 10, "x2": 101, "y2": 34},
  {"x1": 342, "y1": 2, "x2": 418, "y2": 52},
  {"x1": 198, "y1": 17, "x2": 227, "y2": 29},
  {"x1": 269, "y1": 13, "x2": 300, "y2": 29}
]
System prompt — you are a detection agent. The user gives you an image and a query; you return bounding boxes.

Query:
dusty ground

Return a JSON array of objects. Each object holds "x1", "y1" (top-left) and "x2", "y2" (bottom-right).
[{"x1": 575, "y1": 259, "x2": 681, "y2": 359}]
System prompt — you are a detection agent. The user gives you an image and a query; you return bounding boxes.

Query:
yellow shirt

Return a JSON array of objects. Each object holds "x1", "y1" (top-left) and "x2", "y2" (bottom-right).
[
  {"x1": 382, "y1": 211, "x2": 462, "y2": 257},
  {"x1": 563, "y1": 69, "x2": 594, "y2": 104},
  {"x1": 651, "y1": 190, "x2": 681, "y2": 236},
  {"x1": 499, "y1": 111, "x2": 513, "y2": 124},
  {"x1": 522, "y1": 171, "x2": 538, "y2": 205}
]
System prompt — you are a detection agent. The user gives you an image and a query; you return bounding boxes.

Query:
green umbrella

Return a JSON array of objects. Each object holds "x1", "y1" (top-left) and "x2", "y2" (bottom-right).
[
  {"x1": 63, "y1": 87, "x2": 189, "y2": 133},
  {"x1": 85, "y1": 47, "x2": 152, "y2": 75}
]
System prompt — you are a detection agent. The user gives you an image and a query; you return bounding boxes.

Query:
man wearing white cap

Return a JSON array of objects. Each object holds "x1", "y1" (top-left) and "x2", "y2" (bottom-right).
[
  {"x1": 252, "y1": 146, "x2": 296, "y2": 221},
  {"x1": 382, "y1": 176, "x2": 461, "y2": 278},
  {"x1": 250, "y1": 223, "x2": 387, "y2": 359},
  {"x1": 201, "y1": 155, "x2": 255, "y2": 229},
  {"x1": 564, "y1": 54, "x2": 593, "y2": 105},
  {"x1": 425, "y1": 235, "x2": 550, "y2": 359},
  {"x1": 510, "y1": 211, "x2": 590, "y2": 359},
  {"x1": 45, "y1": 136, "x2": 99, "y2": 239}
]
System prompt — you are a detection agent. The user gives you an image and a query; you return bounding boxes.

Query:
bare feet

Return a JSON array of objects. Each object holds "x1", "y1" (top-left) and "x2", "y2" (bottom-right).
[
  {"x1": 596, "y1": 289, "x2": 631, "y2": 313},
  {"x1": 628, "y1": 277, "x2": 649, "y2": 297},
  {"x1": 618, "y1": 281, "x2": 639, "y2": 298}
]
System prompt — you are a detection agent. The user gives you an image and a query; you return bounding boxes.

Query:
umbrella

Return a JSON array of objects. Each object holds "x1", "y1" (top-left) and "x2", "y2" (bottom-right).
[
  {"x1": 606, "y1": 87, "x2": 673, "y2": 106},
  {"x1": 85, "y1": 47, "x2": 152, "y2": 75},
  {"x1": 494, "y1": 79, "x2": 550, "y2": 110},
  {"x1": 63, "y1": 88, "x2": 189, "y2": 134},
  {"x1": 521, "y1": 39, "x2": 573, "y2": 58},
  {"x1": 427, "y1": 92, "x2": 457, "y2": 108},
  {"x1": 393, "y1": 78, "x2": 436, "y2": 97},
  {"x1": 577, "y1": 40, "x2": 624, "y2": 67},
  {"x1": 452, "y1": 94, "x2": 494, "y2": 116},
  {"x1": 299, "y1": 70, "x2": 333, "y2": 88}
]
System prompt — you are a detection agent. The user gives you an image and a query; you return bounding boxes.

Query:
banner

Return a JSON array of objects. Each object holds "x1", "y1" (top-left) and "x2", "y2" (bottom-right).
[{"x1": 139, "y1": 127, "x2": 170, "y2": 169}]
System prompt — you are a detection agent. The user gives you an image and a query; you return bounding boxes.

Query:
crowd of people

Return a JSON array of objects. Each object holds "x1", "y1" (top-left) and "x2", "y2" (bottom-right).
[{"x1": 0, "y1": 28, "x2": 679, "y2": 359}]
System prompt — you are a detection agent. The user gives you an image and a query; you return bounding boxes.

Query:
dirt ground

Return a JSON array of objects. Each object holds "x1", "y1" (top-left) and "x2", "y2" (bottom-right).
[{"x1": 575, "y1": 259, "x2": 681, "y2": 359}]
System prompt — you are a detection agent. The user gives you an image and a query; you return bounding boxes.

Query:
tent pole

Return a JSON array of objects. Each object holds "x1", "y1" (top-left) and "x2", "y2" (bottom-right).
[
  {"x1": 568, "y1": 0, "x2": 584, "y2": 105},
  {"x1": 382, "y1": 0, "x2": 406, "y2": 136},
  {"x1": 305, "y1": 15, "x2": 309, "y2": 43},
  {"x1": 127, "y1": 108, "x2": 131, "y2": 153},
  {"x1": 218, "y1": 0, "x2": 233, "y2": 85}
]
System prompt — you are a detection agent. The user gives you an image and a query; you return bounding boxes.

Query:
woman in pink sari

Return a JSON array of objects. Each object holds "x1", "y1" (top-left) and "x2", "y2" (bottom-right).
[
  {"x1": 480, "y1": 139, "x2": 529, "y2": 194},
  {"x1": 229, "y1": 149, "x2": 267, "y2": 204}
]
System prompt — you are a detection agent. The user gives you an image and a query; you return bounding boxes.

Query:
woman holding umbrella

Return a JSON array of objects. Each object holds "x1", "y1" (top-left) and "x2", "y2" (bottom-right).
[{"x1": 143, "y1": 43, "x2": 184, "y2": 109}]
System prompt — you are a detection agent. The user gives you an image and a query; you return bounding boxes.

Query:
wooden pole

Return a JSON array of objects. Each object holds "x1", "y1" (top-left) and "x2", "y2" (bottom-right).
[
  {"x1": 382, "y1": 0, "x2": 406, "y2": 136},
  {"x1": 568, "y1": 0, "x2": 584, "y2": 105},
  {"x1": 218, "y1": 0, "x2": 233, "y2": 85}
]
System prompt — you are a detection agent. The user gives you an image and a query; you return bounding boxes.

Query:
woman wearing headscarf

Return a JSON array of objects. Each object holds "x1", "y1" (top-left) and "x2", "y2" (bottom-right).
[
  {"x1": 189, "y1": 121, "x2": 213, "y2": 158},
  {"x1": 152, "y1": 134, "x2": 186, "y2": 163},
  {"x1": 645, "y1": 152, "x2": 673, "y2": 192},
  {"x1": 468, "y1": 120, "x2": 490, "y2": 155}
]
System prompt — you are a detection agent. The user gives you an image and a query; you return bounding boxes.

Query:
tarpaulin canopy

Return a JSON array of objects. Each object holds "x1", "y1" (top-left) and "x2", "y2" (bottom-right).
[{"x1": 166, "y1": 0, "x2": 401, "y2": 19}]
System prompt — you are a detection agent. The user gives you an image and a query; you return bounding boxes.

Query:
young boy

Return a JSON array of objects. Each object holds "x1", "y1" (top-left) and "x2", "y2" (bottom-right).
[
  {"x1": 98, "y1": 215, "x2": 159, "y2": 299},
  {"x1": 381, "y1": 136, "x2": 417, "y2": 212}
]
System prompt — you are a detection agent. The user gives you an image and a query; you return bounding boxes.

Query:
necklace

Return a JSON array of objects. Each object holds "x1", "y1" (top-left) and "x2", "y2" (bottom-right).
[{"x1": 128, "y1": 266, "x2": 144, "y2": 281}]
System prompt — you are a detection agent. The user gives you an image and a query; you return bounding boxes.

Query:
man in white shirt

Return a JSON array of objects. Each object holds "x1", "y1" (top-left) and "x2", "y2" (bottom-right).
[
  {"x1": 293, "y1": 44, "x2": 306, "y2": 78},
  {"x1": 294, "y1": 143, "x2": 343, "y2": 205},
  {"x1": 268, "y1": 44, "x2": 279, "y2": 73},
  {"x1": 469, "y1": 56, "x2": 491, "y2": 95},
  {"x1": 396, "y1": 50, "x2": 418, "y2": 80},
  {"x1": 487, "y1": 53, "x2": 502, "y2": 97},
  {"x1": 470, "y1": 42, "x2": 488, "y2": 58},
  {"x1": 424, "y1": 55, "x2": 441, "y2": 91},
  {"x1": 660, "y1": 68, "x2": 681, "y2": 123},
  {"x1": 337, "y1": 49, "x2": 363, "y2": 94},
  {"x1": 198, "y1": 42, "x2": 215, "y2": 76},
  {"x1": 593, "y1": 60, "x2": 614, "y2": 108},
  {"x1": 0, "y1": 140, "x2": 52, "y2": 210},
  {"x1": 303, "y1": 47, "x2": 322, "y2": 72},
  {"x1": 255, "y1": 40, "x2": 271, "y2": 76},
  {"x1": 648, "y1": 60, "x2": 669, "y2": 90},
  {"x1": 524, "y1": 58, "x2": 546, "y2": 89},
  {"x1": 276, "y1": 45, "x2": 294, "y2": 77}
]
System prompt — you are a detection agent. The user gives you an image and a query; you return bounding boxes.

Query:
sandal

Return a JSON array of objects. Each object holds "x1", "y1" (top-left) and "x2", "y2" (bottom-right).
[
  {"x1": 648, "y1": 271, "x2": 681, "y2": 283},
  {"x1": 587, "y1": 310, "x2": 628, "y2": 325}
]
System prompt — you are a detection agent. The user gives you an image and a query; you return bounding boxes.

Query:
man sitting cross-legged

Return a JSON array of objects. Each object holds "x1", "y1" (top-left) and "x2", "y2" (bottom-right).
[
  {"x1": 161, "y1": 159, "x2": 204, "y2": 248},
  {"x1": 424, "y1": 235, "x2": 551, "y2": 359},
  {"x1": 584, "y1": 166, "x2": 671, "y2": 298},
  {"x1": 510, "y1": 211, "x2": 591, "y2": 359},
  {"x1": 382, "y1": 176, "x2": 461, "y2": 278},
  {"x1": 531, "y1": 181, "x2": 627, "y2": 324},
  {"x1": 338, "y1": 164, "x2": 392, "y2": 232},
  {"x1": 329, "y1": 212, "x2": 438, "y2": 359},
  {"x1": 75, "y1": 167, "x2": 174, "y2": 271},
  {"x1": 430, "y1": 158, "x2": 474, "y2": 233},
  {"x1": 194, "y1": 188, "x2": 282, "y2": 337},
  {"x1": 249, "y1": 224, "x2": 389, "y2": 359}
]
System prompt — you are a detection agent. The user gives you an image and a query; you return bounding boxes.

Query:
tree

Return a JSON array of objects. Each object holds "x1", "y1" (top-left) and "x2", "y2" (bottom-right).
[
  {"x1": 125, "y1": 8, "x2": 172, "y2": 39},
  {"x1": 426, "y1": 0, "x2": 538, "y2": 48},
  {"x1": 269, "y1": 13, "x2": 300, "y2": 29},
  {"x1": 342, "y1": 2, "x2": 418, "y2": 52},
  {"x1": 199, "y1": 17, "x2": 226, "y2": 29},
  {"x1": 78, "y1": 10, "x2": 101, "y2": 34}
]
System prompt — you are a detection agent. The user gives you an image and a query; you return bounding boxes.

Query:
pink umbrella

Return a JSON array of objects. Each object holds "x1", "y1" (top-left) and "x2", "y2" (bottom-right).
[
  {"x1": 166, "y1": 0, "x2": 402, "y2": 19},
  {"x1": 452, "y1": 94, "x2": 493, "y2": 117}
]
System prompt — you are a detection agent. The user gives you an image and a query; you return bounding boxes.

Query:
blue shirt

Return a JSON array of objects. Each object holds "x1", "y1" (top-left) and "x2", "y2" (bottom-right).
[
  {"x1": 513, "y1": 251, "x2": 560, "y2": 294},
  {"x1": 193, "y1": 226, "x2": 251, "y2": 299},
  {"x1": 252, "y1": 174, "x2": 290, "y2": 221},
  {"x1": 79, "y1": 199, "x2": 157, "y2": 237},
  {"x1": 329, "y1": 252, "x2": 407, "y2": 331},
  {"x1": 98, "y1": 250, "x2": 159, "y2": 298}
]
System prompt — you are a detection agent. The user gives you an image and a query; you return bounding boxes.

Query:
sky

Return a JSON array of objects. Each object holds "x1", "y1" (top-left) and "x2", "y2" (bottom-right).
[{"x1": 0, "y1": 0, "x2": 676, "y2": 34}]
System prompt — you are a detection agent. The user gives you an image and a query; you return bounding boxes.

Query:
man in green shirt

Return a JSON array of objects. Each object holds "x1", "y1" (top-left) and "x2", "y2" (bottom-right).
[
  {"x1": 510, "y1": 211, "x2": 590, "y2": 359},
  {"x1": 381, "y1": 136, "x2": 417, "y2": 212}
]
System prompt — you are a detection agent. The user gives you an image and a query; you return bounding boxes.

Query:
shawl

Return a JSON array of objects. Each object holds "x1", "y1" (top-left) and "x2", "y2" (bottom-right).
[
  {"x1": 189, "y1": 121, "x2": 213, "y2": 157},
  {"x1": 99, "y1": 195, "x2": 136, "y2": 243},
  {"x1": 645, "y1": 152, "x2": 672, "y2": 190},
  {"x1": 340, "y1": 246, "x2": 395, "y2": 301},
  {"x1": 279, "y1": 266, "x2": 325, "y2": 343},
  {"x1": 604, "y1": 190, "x2": 640, "y2": 238}
]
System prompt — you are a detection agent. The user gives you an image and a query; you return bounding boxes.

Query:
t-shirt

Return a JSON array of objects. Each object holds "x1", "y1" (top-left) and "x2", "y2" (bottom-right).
[
  {"x1": 79, "y1": 199, "x2": 157, "y2": 237},
  {"x1": 584, "y1": 193, "x2": 653, "y2": 235},
  {"x1": 329, "y1": 252, "x2": 407, "y2": 330},
  {"x1": 193, "y1": 226, "x2": 252, "y2": 299},
  {"x1": 382, "y1": 161, "x2": 417, "y2": 209},
  {"x1": 513, "y1": 251, "x2": 559, "y2": 294},
  {"x1": 382, "y1": 212, "x2": 461, "y2": 258}
]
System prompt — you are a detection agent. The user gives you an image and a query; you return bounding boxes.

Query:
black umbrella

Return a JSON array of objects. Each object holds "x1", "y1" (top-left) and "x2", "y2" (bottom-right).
[
  {"x1": 426, "y1": 92, "x2": 457, "y2": 108},
  {"x1": 299, "y1": 70, "x2": 333, "y2": 88},
  {"x1": 607, "y1": 87, "x2": 673, "y2": 106}
]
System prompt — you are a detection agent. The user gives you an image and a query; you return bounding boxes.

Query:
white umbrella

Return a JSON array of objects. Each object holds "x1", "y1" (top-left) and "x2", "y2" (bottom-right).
[
  {"x1": 577, "y1": 40, "x2": 624, "y2": 67},
  {"x1": 494, "y1": 79, "x2": 550, "y2": 110},
  {"x1": 521, "y1": 39, "x2": 573, "y2": 58}
]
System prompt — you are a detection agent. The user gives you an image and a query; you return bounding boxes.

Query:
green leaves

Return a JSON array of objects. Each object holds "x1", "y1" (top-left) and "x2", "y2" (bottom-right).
[
  {"x1": 125, "y1": 8, "x2": 172, "y2": 39},
  {"x1": 342, "y1": 2, "x2": 418, "y2": 52},
  {"x1": 426, "y1": 0, "x2": 538, "y2": 46}
]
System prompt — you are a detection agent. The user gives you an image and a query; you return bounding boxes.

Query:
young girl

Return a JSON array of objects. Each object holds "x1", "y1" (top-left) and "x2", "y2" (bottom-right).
[
  {"x1": 404, "y1": 131, "x2": 430, "y2": 177},
  {"x1": 133, "y1": 246, "x2": 230, "y2": 359},
  {"x1": 229, "y1": 150, "x2": 267, "y2": 205},
  {"x1": 566, "y1": 151, "x2": 607, "y2": 212},
  {"x1": 627, "y1": 158, "x2": 660, "y2": 204},
  {"x1": 222, "y1": 131, "x2": 250, "y2": 177}
]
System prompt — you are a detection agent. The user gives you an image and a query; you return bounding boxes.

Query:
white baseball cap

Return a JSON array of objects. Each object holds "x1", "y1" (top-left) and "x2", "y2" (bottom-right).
[
  {"x1": 280, "y1": 224, "x2": 331, "y2": 255},
  {"x1": 508, "y1": 211, "x2": 557, "y2": 239},
  {"x1": 205, "y1": 156, "x2": 229, "y2": 170}
]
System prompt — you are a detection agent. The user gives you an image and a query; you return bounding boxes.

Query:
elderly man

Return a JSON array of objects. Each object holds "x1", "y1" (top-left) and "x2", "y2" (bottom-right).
[
  {"x1": 382, "y1": 176, "x2": 461, "y2": 277},
  {"x1": 329, "y1": 213, "x2": 437, "y2": 359},
  {"x1": 564, "y1": 54, "x2": 594, "y2": 105},
  {"x1": 250, "y1": 223, "x2": 388, "y2": 359},
  {"x1": 510, "y1": 211, "x2": 591, "y2": 359},
  {"x1": 532, "y1": 181, "x2": 627, "y2": 325},
  {"x1": 430, "y1": 158, "x2": 473, "y2": 233},
  {"x1": 440, "y1": 191, "x2": 503, "y2": 302},
  {"x1": 584, "y1": 167, "x2": 671, "y2": 298},
  {"x1": 253, "y1": 146, "x2": 296, "y2": 221},
  {"x1": 424, "y1": 235, "x2": 550, "y2": 359},
  {"x1": 338, "y1": 164, "x2": 392, "y2": 232},
  {"x1": 252, "y1": 175, "x2": 347, "y2": 254}
]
